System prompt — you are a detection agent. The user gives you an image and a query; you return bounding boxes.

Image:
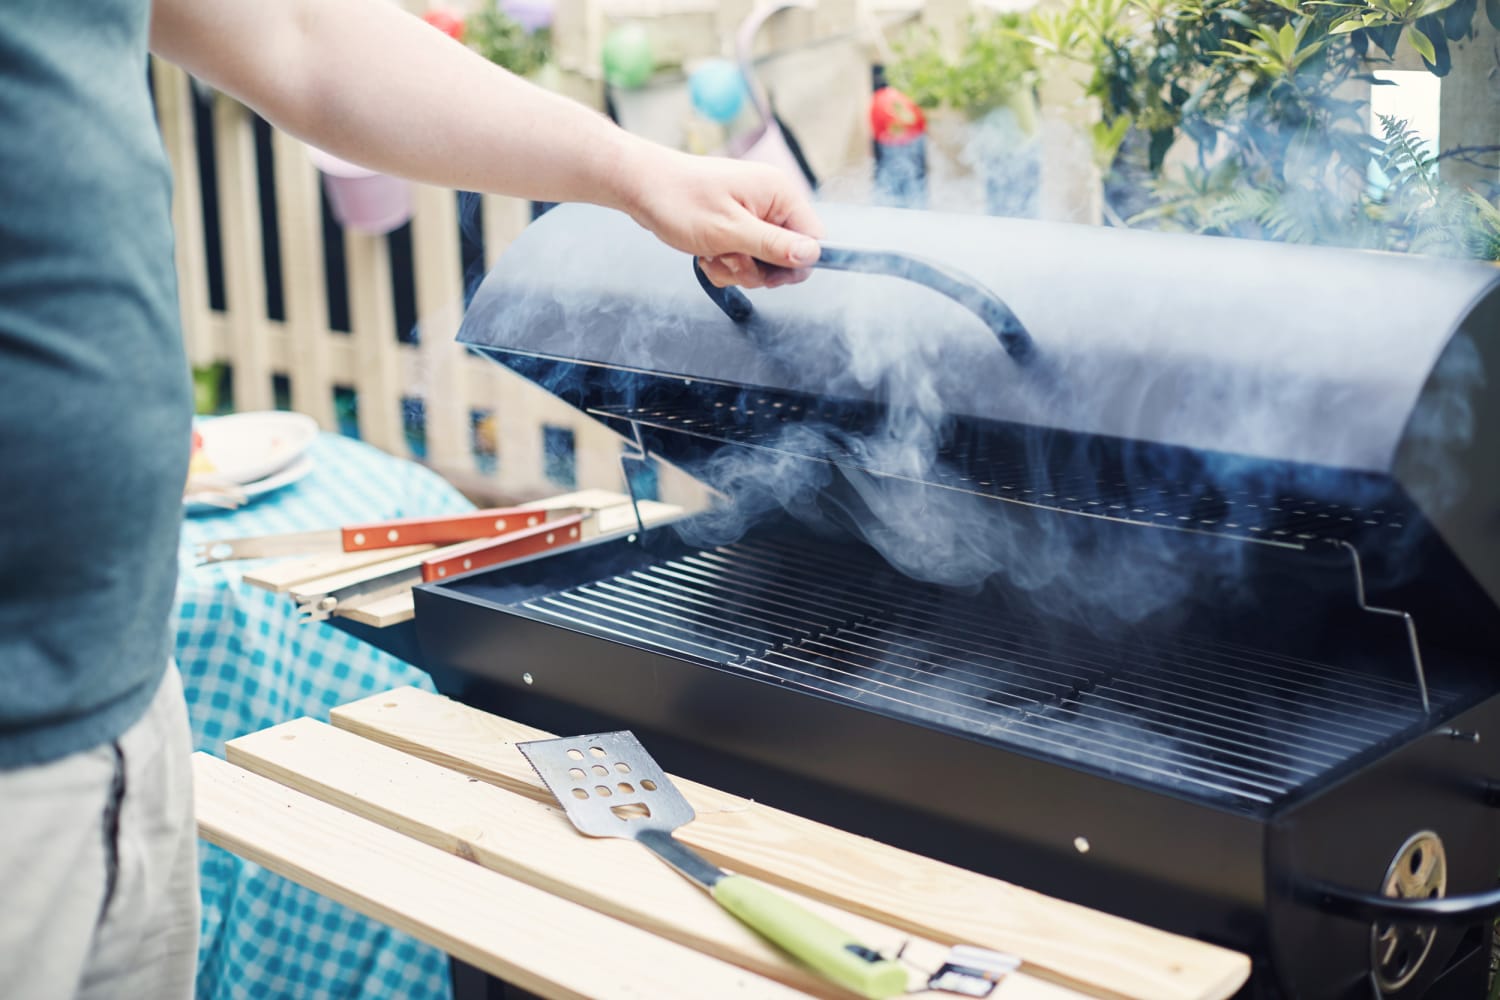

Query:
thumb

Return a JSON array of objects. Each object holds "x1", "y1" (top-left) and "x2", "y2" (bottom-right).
[{"x1": 739, "y1": 216, "x2": 821, "y2": 269}]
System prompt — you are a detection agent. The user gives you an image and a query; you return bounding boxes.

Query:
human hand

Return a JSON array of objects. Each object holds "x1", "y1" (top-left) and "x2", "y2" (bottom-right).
[{"x1": 617, "y1": 144, "x2": 823, "y2": 289}]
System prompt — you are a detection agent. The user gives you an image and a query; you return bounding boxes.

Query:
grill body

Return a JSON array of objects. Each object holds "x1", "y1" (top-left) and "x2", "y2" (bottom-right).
[
  {"x1": 415, "y1": 519, "x2": 1500, "y2": 997},
  {"x1": 427, "y1": 202, "x2": 1500, "y2": 995}
]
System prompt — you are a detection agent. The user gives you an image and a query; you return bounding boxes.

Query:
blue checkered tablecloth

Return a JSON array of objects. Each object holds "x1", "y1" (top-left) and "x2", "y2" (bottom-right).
[{"x1": 175, "y1": 432, "x2": 472, "y2": 1000}]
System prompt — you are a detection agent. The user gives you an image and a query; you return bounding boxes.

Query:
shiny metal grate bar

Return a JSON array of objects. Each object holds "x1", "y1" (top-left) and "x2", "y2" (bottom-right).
[
  {"x1": 590, "y1": 400, "x2": 1412, "y2": 549},
  {"x1": 520, "y1": 534, "x2": 1442, "y2": 808}
]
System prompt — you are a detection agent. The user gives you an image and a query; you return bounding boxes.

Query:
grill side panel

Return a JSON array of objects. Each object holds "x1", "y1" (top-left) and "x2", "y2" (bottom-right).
[{"x1": 1266, "y1": 694, "x2": 1500, "y2": 998}]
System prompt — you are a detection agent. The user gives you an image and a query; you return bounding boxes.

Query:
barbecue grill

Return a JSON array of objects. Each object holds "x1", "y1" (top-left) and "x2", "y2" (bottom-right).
[{"x1": 404, "y1": 203, "x2": 1500, "y2": 998}]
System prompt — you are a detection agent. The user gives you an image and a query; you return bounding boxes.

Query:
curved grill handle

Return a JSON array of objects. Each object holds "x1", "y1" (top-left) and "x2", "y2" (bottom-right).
[
  {"x1": 692, "y1": 244, "x2": 1037, "y2": 365},
  {"x1": 1315, "y1": 883, "x2": 1500, "y2": 927}
]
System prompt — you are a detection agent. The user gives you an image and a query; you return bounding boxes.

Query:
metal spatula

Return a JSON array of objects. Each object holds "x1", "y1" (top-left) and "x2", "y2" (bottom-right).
[{"x1": 517, "y1": 731, "x2": 908, "y2": 999}]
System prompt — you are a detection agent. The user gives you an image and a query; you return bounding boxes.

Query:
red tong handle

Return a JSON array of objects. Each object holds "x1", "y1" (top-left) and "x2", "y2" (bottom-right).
[
  {"x1": 420, "y1": 514, "x2": 588, "y2": 582},
  {"x1": 340, "y1": 506, "x2": 555, "y2": 551}
]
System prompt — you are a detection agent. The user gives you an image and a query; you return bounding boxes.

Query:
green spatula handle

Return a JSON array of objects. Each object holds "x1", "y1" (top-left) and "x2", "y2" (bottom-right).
[{"x1": 711, "y1": 874, "x2": 908, "y2": 999}]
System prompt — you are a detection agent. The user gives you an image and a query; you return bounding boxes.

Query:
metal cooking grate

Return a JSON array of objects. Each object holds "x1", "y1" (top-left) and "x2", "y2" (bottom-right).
[
  {"x1": 589, "y1": 400, "x2": 1412, "y2": 550},
  {"x1": 520, "y1": 533, "x2": 1441, "y2": 808}
]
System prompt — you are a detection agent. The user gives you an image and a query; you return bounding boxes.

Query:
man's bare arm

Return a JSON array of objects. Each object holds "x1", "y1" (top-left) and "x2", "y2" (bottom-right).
[{"x1": 149, "y1": 0, "x2": 821, "y2": 287}]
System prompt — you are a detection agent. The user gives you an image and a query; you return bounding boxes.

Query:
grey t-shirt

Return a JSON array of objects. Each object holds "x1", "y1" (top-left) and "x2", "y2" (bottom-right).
[{"x1": 0, "y1": 0, "x2": 192, "y2": 767}]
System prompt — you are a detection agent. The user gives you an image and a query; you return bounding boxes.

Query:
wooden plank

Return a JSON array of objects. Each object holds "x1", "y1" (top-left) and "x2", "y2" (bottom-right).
[
  {"x1": 337, "y1": 591, "x2": 417, "y2": 628},
  {"x1": 227, "y1": 720, "x2": 922, "y2": 997},
  {"x1": 576, "y1": 418, "x2": 633, "y2": 494},
  {"x1": 596, "y1": 499, "x2": 683, "y2": 535},
  {"x1": 242, "y1": 544, "x2": 435, "y2": 593},
  {"x1": 344, "y1": 228, "x2": 404, "y2": 452},
  {"x1": 283, "y1": 541, "x2": 472, "y2": 602},
  {"x1": 481, "y1": 194, "x2": 532, "y2": 269},
  {"x1": 151, "y1": 61, "x2": 213, "y2": 368},
  {"x1": 210, "y1": 96, "x2": 274, "y2": 411},
  {"x1": 531, "y1": 488, "x2": 633, "y2": 509},
  {"x1": 332, "y1": 688, "x2": 1250, "y2": 1000},
  {"x1": 411, "y1": 184, "x2": 469, "y2": 473},
  {"x1": 192, "y1": 753, "x2": 810, "y2": 1000},
  {"x1": 271, "y1": 131, "x2": 337, "y2": 430}
]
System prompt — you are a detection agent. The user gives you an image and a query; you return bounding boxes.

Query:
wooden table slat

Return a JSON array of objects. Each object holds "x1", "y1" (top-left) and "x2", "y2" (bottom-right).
[
  {"x1": 330, "y1": 687, "x2": 1250, "y2": 1000},
  {"x1": 226, "y1": 717, "x2": 933, "y2": 999},
  {"x1": 193, "y1": 754, "x2": 807, "y2": 1000}
]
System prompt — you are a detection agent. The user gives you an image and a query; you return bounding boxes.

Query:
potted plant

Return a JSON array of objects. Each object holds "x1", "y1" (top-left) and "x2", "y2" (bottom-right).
[
  {"x1": 1022, "y1": 0, "x2": 1499, "y2": 252},
  {"x1": 466, "y1": 2, "x2": 553, "y2": 83},
  {"x1": 888, "y1": 14, "x2": 1041, "y2": 217},
  {"x1": 465, "y1": 3, "x2": 557, "y2": 218}
]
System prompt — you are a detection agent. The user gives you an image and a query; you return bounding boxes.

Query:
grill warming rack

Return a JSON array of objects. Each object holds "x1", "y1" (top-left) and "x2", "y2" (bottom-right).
[
  {"x1": 589, "y1": 399, "x2": 1413, "y2": 549},
  {"x1": 513, "y1": 532, "x2": 1452, "y2": 811}
]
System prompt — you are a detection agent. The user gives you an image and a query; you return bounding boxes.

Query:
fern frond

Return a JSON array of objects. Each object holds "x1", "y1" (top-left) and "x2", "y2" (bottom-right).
[{"x1": 1375, "y1": 113, "x2": 1440, "y2": 203}]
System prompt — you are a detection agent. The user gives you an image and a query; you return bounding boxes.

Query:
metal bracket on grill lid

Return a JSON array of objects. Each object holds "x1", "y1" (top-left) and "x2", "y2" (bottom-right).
[{"x1": 692, "y1": 244, "x2": 1036, "y2": 365}]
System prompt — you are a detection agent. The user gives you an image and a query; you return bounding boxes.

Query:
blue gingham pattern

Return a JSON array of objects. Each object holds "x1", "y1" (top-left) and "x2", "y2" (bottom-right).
[{"x1": 176, "y1": 432, "x2": 472, "y2": 1000}]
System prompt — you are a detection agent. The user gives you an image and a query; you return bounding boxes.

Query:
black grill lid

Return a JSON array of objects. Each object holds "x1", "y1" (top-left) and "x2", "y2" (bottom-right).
[
  {"x1": 457, "y1": 203, "x2": 1500, "y2": 640},
  {"x1": 461, "y1": 203, "x2": 1497, "y2": 471}
]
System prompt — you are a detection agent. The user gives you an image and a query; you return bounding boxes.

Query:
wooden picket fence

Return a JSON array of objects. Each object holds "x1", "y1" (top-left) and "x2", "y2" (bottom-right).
[{"x1": 152, "y1": 59, "x2": 659, "y2": 503}]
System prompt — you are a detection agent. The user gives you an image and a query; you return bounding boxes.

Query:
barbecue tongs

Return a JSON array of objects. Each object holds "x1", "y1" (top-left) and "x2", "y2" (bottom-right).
[
  {"x1": 693, "y1": 244, "x2": 1036, "y2": 364},
  {"x1": 195, "y1": 504, "x2": 597, "y2": 621}
]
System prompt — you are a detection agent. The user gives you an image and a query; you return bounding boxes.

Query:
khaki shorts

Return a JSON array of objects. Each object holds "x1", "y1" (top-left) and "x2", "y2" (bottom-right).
[{"x1": 0, "y1": 664, "x2": 198, "y2": 1000}]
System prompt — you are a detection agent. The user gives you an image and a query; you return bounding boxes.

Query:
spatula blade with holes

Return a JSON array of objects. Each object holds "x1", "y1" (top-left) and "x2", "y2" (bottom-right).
[{"x1": 517, "y1": 732, "x2": 908, "y2": 1000}]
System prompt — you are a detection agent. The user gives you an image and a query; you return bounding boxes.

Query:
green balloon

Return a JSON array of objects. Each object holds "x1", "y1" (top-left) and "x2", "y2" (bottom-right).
[{"x1": 602, "y1": 24, "x2": 654, "y2": 89}]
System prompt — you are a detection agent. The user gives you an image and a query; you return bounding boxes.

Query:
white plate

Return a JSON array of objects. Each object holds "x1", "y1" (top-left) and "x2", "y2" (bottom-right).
[
  {"x1": 192, "y1": 411, "x2": 319, "y2": 485},
  {"x1": 185, "y1": 455, "x2": 315, "y2": 516}
]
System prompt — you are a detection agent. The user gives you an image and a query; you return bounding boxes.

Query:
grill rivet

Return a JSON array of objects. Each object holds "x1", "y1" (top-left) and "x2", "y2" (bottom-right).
[
  {"x1": 352, "y1": 532, "x2": 366, "y2": 546},
  {"x1": 387, "y1": 529, "x2": 400, "y2": 542},
  {"x1": 1073, "y1": 836, "x2": 1091, "y2": 854},
  {"x1": 522, "y1": 672, "x2": 534, "y2": 685}
]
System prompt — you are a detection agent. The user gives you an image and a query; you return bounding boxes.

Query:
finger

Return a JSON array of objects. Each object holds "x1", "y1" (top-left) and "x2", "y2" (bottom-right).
[
  {"x1": 704, "y1": 253, "x2": 770, "y2": 288},
  {"x1": 699, "y1": 258, "x2": 746, "y2": 289},
  {"x1": 774, "y1": 190, "x2": 825, "y2": 242},
  {"x1": 761, "y1": 265, "x2": 813, "y2": 289},
  {"x1": 718, "y1": 253, "x2": 754, "y2": 278},
  {"x1": 733, "y1": 215, "x2": 821, "y2": 271},
  {"x1": 732, "y1": 265, "x2": 768, "y2": 289}
]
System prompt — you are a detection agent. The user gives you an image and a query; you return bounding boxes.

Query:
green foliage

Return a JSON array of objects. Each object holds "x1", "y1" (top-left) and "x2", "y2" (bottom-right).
[
  {"x1": 1460, "y1": 193, "x2": 1500, "y2": 259},
  {"x1": 1013, "y1": 0, "x2": 1498, "y2": 259},
  {"x1": 1135, "y1": 115, "x2": 1500, "y2": 260},
  {"x1": 466, "y1": 7, "x2": 550, "y2": 77},
  {"x1": 1374, "y1": 113, "x2": 1440, "y2": 213},
  {"x1": 1371, "y1": 116, "x2": 1500, "y2": 258},
  {"x1": 888, "y1": 14, "x2": 1039, "y2": 121}
]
